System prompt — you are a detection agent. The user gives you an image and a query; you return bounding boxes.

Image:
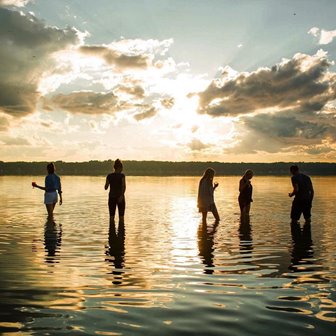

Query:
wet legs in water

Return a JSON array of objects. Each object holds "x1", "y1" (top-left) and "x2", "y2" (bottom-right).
[
  {"x1": 45, "y1": 202, "x2": 56, "y2": 219},
  {"x1": 202, "y1": 204, "x2": 220, "y2": 224}
]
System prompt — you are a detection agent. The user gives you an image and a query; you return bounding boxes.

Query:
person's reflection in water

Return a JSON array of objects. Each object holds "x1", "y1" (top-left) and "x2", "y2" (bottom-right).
[
  {"x1": 105, "y1": 219, "x2": 125, "y2": 285},
  {"x1": 289, "y1": 222, "x2": 314, "y2": 272},
  {"x1": 44, "y1": 219, "x2": 62, "y2": 264},
  {"x1": 238, "y1": 215, "x2": 253, "y2": 261},
  {"x1": 198, "y1": 221, "x2": 219, "y2": 275}
]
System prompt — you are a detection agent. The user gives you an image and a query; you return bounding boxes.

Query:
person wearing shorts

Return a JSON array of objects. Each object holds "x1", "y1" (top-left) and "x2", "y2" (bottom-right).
[
  {"x1": 288, "y1": 165, "x2": 314, "y2": 223},
  {"x1": 33, "y1": 163, "x2": 62, "y2": 218},
  {"x1": 105, "y1": 159, "x2": 126, "y2": 223}
]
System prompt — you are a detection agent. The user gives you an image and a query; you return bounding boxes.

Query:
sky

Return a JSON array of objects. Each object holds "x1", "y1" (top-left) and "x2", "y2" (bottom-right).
[{"x1": 0, "y1": 0, "x2": 336, "y2": 162}]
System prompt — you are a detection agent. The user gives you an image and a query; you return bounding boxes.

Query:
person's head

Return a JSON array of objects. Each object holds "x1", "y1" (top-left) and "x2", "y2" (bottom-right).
[
  {"x1": 202, "y1": 167, "x2": 215, "y2": 180},
  {"x1": 114, "y1": 159, "x2": 123, "y2": 172},
  {"x1": 290, "y1": 165, "x2": 299, "y2": 175},
  {"x1": 244, "y1": 169, "x2": 253, "y2": 180},
  {"x1": 47, "y1": 162, "x2": 55, "y2": 174}
]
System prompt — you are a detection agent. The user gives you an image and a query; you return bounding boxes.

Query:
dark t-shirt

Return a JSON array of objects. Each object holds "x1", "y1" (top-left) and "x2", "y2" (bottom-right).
[
  {"x1": 106, "y1": 173, "x2": 125, "y2": 198},
  {"x1": 291, "y1": 173, "x2": 313, "y2": 201}
]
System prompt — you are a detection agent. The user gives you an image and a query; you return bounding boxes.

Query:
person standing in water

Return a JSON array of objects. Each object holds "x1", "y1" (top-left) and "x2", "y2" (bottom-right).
[
  {"x1": 197, "y1": 168, "x2": 220, "y2": 223},
  {"x1": 238, "y1": 169, "x2": 253, "y2": 218},
  {"x1": 105, "y1": 159, "x2": 126, "y2": 223},
  {"x1": 288, "y1": 165, "x2": 314, "y2": 224},
  {"x1": 33, "y1": 163, "x2": 62, "y2": 219}
]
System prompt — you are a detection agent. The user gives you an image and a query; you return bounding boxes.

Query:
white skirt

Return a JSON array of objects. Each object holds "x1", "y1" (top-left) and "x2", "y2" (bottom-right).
[{"x1": 44, "y1": 191, "x2": 58, "y2": 205}]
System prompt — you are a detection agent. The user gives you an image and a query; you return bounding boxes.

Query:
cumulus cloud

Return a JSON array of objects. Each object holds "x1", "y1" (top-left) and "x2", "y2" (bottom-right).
[
  {"x1": 79, "y1": 39, "x2": 173, "y2": 72},
  {"x1": 227, "y1": 109, "x2": 336, "y2": 155},
  {"x1": 308, "y1": 27, "x2": 336, "y2": 45},
  {"x1": 45, "y1": 91, "x2": 120, "y2": 115},
  {"x1": 198, "y1": 51, "x2": 336, "y2": 117},
  {"x1": 79, "y1": 45, "x2": 149, "y2": 70},
  {"x1": 0, "y1": 8, "x2": 80, "y2": 117}
]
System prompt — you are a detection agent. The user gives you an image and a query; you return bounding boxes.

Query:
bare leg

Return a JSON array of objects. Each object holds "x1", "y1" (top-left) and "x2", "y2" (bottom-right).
[
  {"x1": 202, "y1": 212, "x2": 207, "y2": 224},
  {"x1": 211, "y1": 204, "x2": 220, "y2": 222},
  {"x1": 45, "y1": 204, "x2": 54, "y2": 219}
]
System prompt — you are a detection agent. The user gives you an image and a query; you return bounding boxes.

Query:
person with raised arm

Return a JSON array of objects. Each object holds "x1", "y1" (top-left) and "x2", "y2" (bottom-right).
[{"x1": 32, "y1": 162, "x2": 62, "y2": 219}]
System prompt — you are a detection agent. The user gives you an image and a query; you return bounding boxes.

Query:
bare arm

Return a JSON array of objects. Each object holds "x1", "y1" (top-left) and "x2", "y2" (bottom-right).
[
  {"x1": 33, "y1": 183, "x2": 46, "y2": 191},
  {"x1": 104, "y1": 177, "x2": 109, "y2": 190},
  {"x1": 289, "y1": 183, "x2": 298, "y2": 197},
  {"x1": 122, "y1": 176, "x2": 126, "y2": 194}
]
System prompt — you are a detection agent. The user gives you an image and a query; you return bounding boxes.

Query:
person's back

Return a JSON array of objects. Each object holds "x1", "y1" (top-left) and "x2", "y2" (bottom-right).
[
  {"x1": 45, "y1": 173, "x2": 61, "y2": 193},
  {"x1": 291, "y1": 173, "x2": 313, "y2": 201},
  {"x1": 106, "y1": 172, "x2": 124, "y2": 198}
]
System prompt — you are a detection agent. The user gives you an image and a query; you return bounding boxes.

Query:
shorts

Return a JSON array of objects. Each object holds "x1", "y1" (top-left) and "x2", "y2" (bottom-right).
[
  {"x1": 291, "y1": 198, "x2": 312, "y2": 221},
  {"x1": 44, "y1": 191, "x2": 58, "y2": 205},
  {"x1": 108, "y1": 196, "x2": 125, "y2": 217}
]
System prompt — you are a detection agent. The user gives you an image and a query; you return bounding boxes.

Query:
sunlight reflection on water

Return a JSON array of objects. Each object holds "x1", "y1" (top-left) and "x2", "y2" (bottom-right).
[{"x1": 0, "y1": 176, "x2": 335, "y2": 335}]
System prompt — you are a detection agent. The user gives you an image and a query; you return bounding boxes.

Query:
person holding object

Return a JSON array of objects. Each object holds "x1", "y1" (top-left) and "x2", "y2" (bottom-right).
[
  {"x1": 105, "y1": 159, "x2": 126, "y2": 223},
  {"x1": 288, "y1": 165, "x2": 314, "y2": 224},
  {"x1": 238, "y1": 170, "x2": 253, "y2": 218},
  {"x1": 32, "y1": 162, "x2": 62, "y2": 219},
  {"x1": 197, "y1": 168, "x2": 220, "y2": 223}
]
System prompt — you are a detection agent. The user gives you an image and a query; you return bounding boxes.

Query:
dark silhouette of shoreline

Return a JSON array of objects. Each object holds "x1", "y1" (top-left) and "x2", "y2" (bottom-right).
[{"x1": 1, "y1": 160, "x2": 335, "y2": 176}]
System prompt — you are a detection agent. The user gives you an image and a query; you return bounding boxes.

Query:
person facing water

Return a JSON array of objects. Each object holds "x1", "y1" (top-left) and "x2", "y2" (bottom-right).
[
  {"x1": 238, "y1": 169, "x2": 253, "y2": 218},
  {"x1": 32, "y1": 163, "x2": 62, "y2": 219},
  {"x1": 197, "y1": 168, "x2": 220, "y2": 223},
  {"x1": 288, "y1": 165, "x2": 314, "y2": 224},
  {"x1": 105, "y1": 159, "x2": 126, "y2": 223}
]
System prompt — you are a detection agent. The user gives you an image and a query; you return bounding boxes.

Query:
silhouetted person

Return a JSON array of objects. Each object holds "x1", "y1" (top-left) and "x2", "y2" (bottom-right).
[
  {"x1": 238, "y1": 170, "x2": 253, "y2": 219},
  {"x1": 289, "y1": 222, "x2": 313, "y2": 271},
  {"x1": 288, "y1": 165, "x2": 314, "y2": 224},
  {"x1": 33, "y1": 163, "x2": 62, "y2": 219},
  {"x1": 197, "y1": 221, "x2": 219, "y2": 274},
  {"x1": 106, "y1": 219, "x2": 125, "y2": 285},
  {"x1": 105, "y1": 159, "x2": 126, "y2": 223},
  {"x1": 44, "y1": 219, "x2": 62, "y2": 264},
  {"x1": 197, "y1": 168, "x2": 220, "y2": 224}
]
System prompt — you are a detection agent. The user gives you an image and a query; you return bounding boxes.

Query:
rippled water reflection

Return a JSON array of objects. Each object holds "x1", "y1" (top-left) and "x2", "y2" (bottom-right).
[{"x1": 0, "y1": 176, "x2": 335, "y2": 335}]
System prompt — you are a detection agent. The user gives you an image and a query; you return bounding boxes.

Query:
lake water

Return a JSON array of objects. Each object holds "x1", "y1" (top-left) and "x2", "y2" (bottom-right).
[{"x1": 0, "y1": 176, "x2": 335, "y2": 335}]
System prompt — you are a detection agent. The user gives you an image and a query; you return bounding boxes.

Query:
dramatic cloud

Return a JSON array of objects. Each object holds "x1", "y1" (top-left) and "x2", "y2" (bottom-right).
[
  {"x1": 0, "y1": 8, "x2": 80, "y2": 117},
  {"x1": 308, "y1": 27, "x2": 336, "y2": 45},
  {"x1": 79, "y1": 39, "x2": 173, "y2": 72},
  {"x1": 227, "y1": 108, "x2": 336, "y2": 156},
  {"x1": 79, "y1": 46, "x2": 150, "y2": 70},
  {"x1": 45, "y1": 91, "x2": 120, "y2": 115},
  {"x1": 198, "y1": 51, "x2": 336, "y2": 117}
]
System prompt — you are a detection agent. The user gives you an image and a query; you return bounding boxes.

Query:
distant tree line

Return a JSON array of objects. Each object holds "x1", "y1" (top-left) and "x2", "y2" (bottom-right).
[{"x1": 0, "y1": 160, "x2": 335, "y2": 176}]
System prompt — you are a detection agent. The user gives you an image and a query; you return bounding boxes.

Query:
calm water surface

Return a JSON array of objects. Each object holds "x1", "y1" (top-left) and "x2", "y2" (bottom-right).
[{"x1": 0, "y1": 176, "x2": 335, "y2": 335}]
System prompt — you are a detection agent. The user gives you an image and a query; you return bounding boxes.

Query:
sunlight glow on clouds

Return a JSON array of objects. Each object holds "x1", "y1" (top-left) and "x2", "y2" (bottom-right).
[{"x1": 1, "y1": 1, "x2": 336, "y2": 162}]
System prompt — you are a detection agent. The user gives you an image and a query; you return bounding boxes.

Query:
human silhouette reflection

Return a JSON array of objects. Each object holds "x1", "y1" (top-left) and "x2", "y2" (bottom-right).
[
  {"x1": 105, "y1": 219, "x2": 125, "y2": 285},
  {"x1": 238, "y1": 215, "x2": 253, "y2": 260},
  {"x1": 289, "y1": 222, "x2": 313, "y2": 271},
  {"x1": 198, "y1": 221, "x2": 218, "y2": 275},
  {"x1": 44, "y1": 219, "x2": 62, "y2": 264}
]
